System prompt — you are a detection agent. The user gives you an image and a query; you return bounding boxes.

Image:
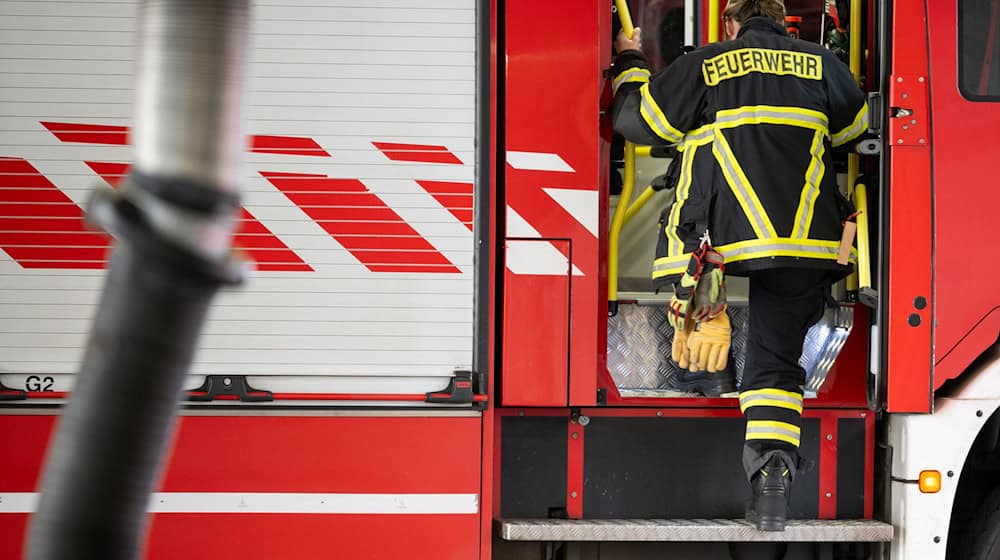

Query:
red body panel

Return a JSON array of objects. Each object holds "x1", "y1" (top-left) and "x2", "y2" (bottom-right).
[
  {"x1": 498, "y1": 407, "x2": 873, "y2": 521},
  {"x1": 0, "y1": 414, "x2": 482, "y2": 559},
  {"x1": 502, "y1": 240, "x2": 571, "y2": 406},
  {"x1": 884, "y1": 4, "x2": 934, "y2": 412},
  {"x1": 504, "y1": 0, "x2": 606, "y2": 407},
  {"x1": 927, "y1": 1, "x2": 1000, "y2": 387}
]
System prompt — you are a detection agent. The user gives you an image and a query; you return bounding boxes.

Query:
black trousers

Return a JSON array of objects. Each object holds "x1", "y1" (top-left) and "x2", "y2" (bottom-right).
[{"x1": 739, "y1": 268, "x2": 828, "y2": 481}]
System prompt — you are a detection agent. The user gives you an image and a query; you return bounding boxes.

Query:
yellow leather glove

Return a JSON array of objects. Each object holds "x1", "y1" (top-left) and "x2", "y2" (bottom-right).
[
  {"x1": 671, "y1": 320, "x2": 693, "y2": 370},
  {"x1": 686, "y1": 312, "x2": 731, "y2": 372}
]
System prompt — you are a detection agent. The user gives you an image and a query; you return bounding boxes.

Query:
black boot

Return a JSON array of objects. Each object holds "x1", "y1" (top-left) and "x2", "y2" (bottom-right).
[
  {"x1": 747, "y1": 454, "x2": 793, "y2": 531},
  {"x1": 669, "y1": 368, "x2": 737, "y2": 396}
]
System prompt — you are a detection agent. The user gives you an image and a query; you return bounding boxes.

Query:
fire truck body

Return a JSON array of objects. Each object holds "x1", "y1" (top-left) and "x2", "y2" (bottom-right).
[{"x1": 1, "y1": 0, "x2": 1000, "y2": 558}]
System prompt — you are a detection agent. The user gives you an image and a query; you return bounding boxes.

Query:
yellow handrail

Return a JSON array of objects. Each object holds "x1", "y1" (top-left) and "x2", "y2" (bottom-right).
[
  {"x1": 609, "y1": 0, "x2": 638, "y2": 309},
  {"x1": 709, "y1": 0, "x2": 721, "y2": 43},
  {"x1": 845, "y1": 0, "x2": 864, "y2": 291},
  {"x1": 609, "y1": 141, "x2": 635, "y2": 306},
  {"x1": 854, "y1": 182, "x2": 871, "y2": 290},
  {"x1": 614, "y1": 0, "x2": 634, "y2": 39},
  {"x1": 623, "y1": 185, "x2": 656, "y2": 226}
]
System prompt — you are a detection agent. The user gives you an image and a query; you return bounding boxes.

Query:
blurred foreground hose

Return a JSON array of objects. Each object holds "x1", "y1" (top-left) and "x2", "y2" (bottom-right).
[{"x1": 27, "y1": 1, "x2": 250, "y2": 558}]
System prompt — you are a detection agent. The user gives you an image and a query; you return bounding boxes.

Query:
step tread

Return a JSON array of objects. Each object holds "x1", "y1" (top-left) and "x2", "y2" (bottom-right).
[{"x1": 497, "y1": 518, "x2": 893, "y2": 542}]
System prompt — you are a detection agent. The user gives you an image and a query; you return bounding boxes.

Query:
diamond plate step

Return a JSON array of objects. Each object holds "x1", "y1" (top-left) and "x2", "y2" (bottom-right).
[{"x1": 497, "y1": 518, "x2": 893, "y2": 542}]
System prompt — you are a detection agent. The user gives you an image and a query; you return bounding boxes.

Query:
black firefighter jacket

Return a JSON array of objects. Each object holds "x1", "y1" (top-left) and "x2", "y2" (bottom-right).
[{"x1": 611, "y1": 17, "x2": 868, "y2": 291}]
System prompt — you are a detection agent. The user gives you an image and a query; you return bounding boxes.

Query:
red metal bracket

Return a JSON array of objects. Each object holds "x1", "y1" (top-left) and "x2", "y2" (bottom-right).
[
  {"x1": 888, "y1": 74, "x2": 930, "y2": 147},
  {"x1": 567, "y1": 415, "x2": 586, "y2": 518}
]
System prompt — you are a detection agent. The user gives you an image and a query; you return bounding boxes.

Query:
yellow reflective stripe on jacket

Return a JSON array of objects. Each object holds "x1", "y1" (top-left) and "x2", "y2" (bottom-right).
[
  {"x1": 712, "y1": 129, "x2": 778, "y2": 239},
  {"x1": 792, "y1": 129, "x2": 827, "y2": 238},
  {"x1": 832, "y1": 103, "x2": 869, "y2": 146},
  {"x1": 613, "y1": 67, "x2": 650, "y2": 94},
  {"x1": 746, "y1": 420, "x2": 801, "y2": 446},
  {"x1": 651, "y1": 237, "x2": 856, "y2": 279},
  {"x1": 740, "y1": 388, "x2": 804, "y2": 413},
  {"x1": 665, "y1": 146, "x2": 695, "y2": 255},
  {"x1": 639, "y1": 83, "x2": 684, "y2": 143},
  {"x1": 663, "y1": 127, "x2": 714, "y2": 256},
  {"x1": 715, "y1": 105, "x2": 829, "y2": 135}
]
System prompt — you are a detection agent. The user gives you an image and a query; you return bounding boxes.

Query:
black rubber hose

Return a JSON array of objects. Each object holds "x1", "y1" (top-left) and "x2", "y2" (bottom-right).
[{"x1": 26, "y1": 190, "x2": 239, "y2": 560}]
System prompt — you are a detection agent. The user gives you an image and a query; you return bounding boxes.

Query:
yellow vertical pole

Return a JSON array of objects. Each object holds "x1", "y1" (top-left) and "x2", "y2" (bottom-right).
[
  {"x1": 854, "y1": 183, "x2": 872, "y2": 289},
  {"x1": 614, "y1": 0, "x2": 634, "y2": 39},
  {"x1": 846, "y1": 0, "x2": 863, "y2": 291},
  {"x1": 609, "y1": 1, "x2": 638, "y2": 311},
  {"x1": 709, "y1": 0, "x2": 721, "y2": 43}
]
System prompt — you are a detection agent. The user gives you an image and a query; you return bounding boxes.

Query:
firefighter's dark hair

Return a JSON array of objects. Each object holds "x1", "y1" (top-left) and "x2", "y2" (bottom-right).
[{"x1": 722, "y1": 0, "x2": 786, "y2": 24}]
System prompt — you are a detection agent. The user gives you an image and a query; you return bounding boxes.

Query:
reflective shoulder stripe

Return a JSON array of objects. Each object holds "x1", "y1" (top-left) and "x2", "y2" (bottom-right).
[
  {"x1": 715, "y1": 105, "x2": 829, "y2": 134},
  {"x1": 712, "y1": 129, "x2": 778, "y2": 239},
  {"x1": 639, "y1": 83, "x2": 684, "y2": 143},
  {"x1": 792, "y1": 129, "x2": 828, "y2": 239},
  {"x1": 613, "y1": 67, "x2": 651, "y2": 94},
  {"x1": 832, "y1": 103, "x2": 869, "y2": 146}
]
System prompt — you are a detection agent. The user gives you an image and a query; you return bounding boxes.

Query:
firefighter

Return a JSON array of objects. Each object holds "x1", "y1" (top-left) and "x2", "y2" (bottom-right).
[{"x1": 611, "y1": 0, "x2": 867, "y2": 531}]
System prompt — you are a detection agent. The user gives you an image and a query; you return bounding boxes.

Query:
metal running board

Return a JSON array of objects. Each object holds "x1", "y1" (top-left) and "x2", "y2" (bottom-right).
[{"x1": 497, "y1": 518, "x2": 893, "y2": 543}]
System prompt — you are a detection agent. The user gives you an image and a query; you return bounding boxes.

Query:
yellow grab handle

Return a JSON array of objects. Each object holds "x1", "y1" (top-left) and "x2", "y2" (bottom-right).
[
  {"x1": 709, "y1": 0, "x2": 721, "y2": 43},
  {"x1": 615, "y1": 0, "x2": 635, "y2": 39},
  {"x1": 623, "y1": 185, "x2": 656, "y2": 226},
  {"x1": 844, "y1": 0, "x2": 865, "y2": 291},
  {"x1": 854, "y1": 182, "x2": 871, "y2": 290},
  {"x1": 849, "y1": 0, "x2": 862, "y2": 84},
  {"x1": 608, "y1": 141, "x2": 636, "y2": 305}
]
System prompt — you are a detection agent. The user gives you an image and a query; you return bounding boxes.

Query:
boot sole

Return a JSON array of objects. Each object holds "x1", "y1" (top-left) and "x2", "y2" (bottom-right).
[{"x1": 754, "y1": 515, "x2": 786, "y2": 532}]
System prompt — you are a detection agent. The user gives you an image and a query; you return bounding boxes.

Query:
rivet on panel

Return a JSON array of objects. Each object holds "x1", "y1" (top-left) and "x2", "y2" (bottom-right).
[
  {"x1": 897, "y1": 77, "x2": 903, "y2": 82},
  {"x1": 826, "y1": 434, "x2": 833, "y2": 441},
  {"x1": 656, "y1": 411, "x2": 663, "y2": 417},
  {"x1": 919, "y1": 139, "x2": 926, "y2": 145},
  {"x1": 825, "y1": 492, "x2": 833, "y2": 498},
  {"x1": 571, "y1": 432, "x2": 579, "y2": 440},
  {"x1": 571, "y1": 491, "x2": 578, "y2": 499},
  {"x1": 919, "y1": 76, "x2": 925, "y2": 82}
]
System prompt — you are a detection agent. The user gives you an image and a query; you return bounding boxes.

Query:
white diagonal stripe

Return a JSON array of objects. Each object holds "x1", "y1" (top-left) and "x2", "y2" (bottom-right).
[
  {"x1": 0, "y1": 492, "x2": 479, "y2": 515},
  {"x1": 506, "y1": 205, "x2": 542, "y2": 238},
  {"x1": 505, "y1": 207, "x2": 583, "y2": 276},
  {"x1": 507, "y1": 151, "x2": 574, "y2": 172},
  {"x1": 543, "y1": 188, "x2": 598, "y2": 237},
  {"x1": 506, "y1": 240, "x2": 570, "y2": 276}
]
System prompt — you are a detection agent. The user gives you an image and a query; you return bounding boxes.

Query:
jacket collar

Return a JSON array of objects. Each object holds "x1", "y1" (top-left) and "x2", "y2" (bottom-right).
[{"x1": 737, "y1": 16, "x2": 788, "y2": 38}]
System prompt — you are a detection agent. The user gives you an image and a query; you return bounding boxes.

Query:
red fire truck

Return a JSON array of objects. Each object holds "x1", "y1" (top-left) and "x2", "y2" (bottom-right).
[{"x1": 0, "y1": 0, "x2": 998, "y2": 558}]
